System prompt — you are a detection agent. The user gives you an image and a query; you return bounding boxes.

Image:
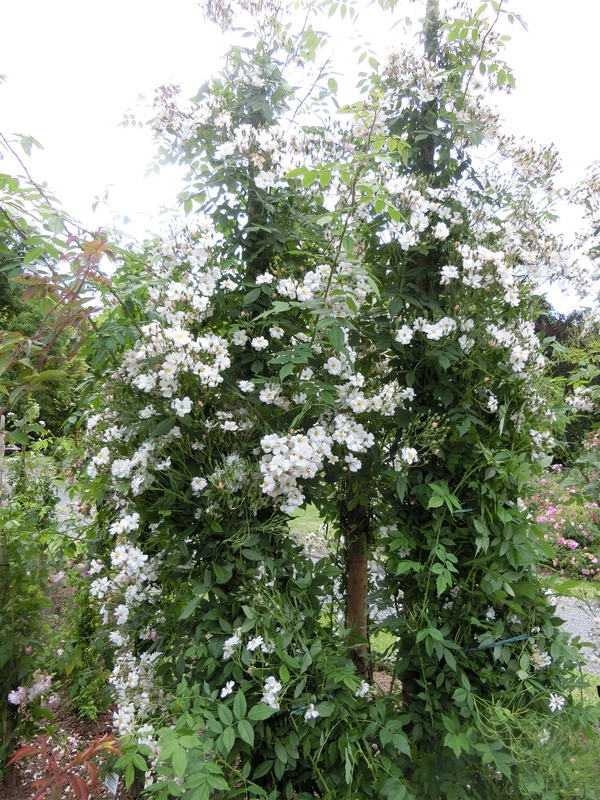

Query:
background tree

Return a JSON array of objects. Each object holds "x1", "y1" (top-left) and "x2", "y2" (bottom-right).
[{"x1": 0, "y1": 127, "x2": 113, "y2": 778}]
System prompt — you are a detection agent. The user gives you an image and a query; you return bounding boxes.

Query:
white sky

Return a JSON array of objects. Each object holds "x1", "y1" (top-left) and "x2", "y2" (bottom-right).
[
  {"x1": 2, "y1": 0, "x2": 600, "y2": 308},
  {"x1": 2, "y1": 0, "x2": 222, "y2": 232}
]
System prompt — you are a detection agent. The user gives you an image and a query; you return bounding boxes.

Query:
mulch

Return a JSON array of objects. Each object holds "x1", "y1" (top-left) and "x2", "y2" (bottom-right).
[
  {"x1": 0, "y1": 698, "x2": 136, "y2": 800},
  {"x1": 0, "y1": 571, "x2": 136, "y2": 800}
]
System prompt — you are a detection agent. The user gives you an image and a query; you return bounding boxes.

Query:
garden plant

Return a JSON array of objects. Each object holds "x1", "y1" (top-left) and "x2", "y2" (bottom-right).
[
  {"x1": 3, "y1": 1, "x2": 600, "y2": 799},
  {"x1": 0, "y1": 120, "x2": 111, "y2": 783}
]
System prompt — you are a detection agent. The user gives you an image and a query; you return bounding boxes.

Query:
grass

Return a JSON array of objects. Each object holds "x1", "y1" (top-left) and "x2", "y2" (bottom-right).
[{"x1": 290, "y1": 504, "x2": 326, "y2": 539}]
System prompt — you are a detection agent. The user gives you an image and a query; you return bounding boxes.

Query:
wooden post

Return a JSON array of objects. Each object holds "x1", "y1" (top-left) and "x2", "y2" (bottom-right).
[{"x1": 341, "y1": 484, "x2": 370, "y2": 678}]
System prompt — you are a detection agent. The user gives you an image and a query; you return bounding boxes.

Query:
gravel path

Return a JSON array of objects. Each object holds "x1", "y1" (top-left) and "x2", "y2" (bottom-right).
[{"x1": 555, "y1": 595, "x2": 600, "y2": 675}]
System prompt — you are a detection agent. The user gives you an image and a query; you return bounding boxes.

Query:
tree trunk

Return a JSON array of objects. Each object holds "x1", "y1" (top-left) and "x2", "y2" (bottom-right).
[
  {"x1": 341, "y1": 486, "x2": 370, "y2": 678},
  {"x1": 424, "y1": 0, "x2": 441, "y2": 62},
  {"x1": 416, "y1": 0, "x2": 442, "y2": 175}
]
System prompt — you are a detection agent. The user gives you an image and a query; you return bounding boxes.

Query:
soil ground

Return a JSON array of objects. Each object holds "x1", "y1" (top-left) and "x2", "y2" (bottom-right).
[
  {"x1": 0, "y1": 566, "x2": 136, "y2": 800},
  {"x1": 0, "y1": 700, "x2": 135, "y2": 800}
]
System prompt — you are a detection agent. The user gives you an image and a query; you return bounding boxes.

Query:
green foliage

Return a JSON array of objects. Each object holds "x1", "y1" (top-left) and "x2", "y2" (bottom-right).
[
  {"x1": 120, "y1": 546, "x2": 414, "y2": 800},
  {"x1": 536, "y1": 306, "x2": 600, "y2": 463},
  {"x1": 63, "y1": 1, "x2": 600, "y2": 798},
  {"x1": 0, "y1": 427, "x2": 57, "y2": 775},
  {"x1": 0, "y1": 132, "x2": 112, "y2": 431},
  {"x1": 52, "y1": 579, "x2": 113, "y2": 722}
]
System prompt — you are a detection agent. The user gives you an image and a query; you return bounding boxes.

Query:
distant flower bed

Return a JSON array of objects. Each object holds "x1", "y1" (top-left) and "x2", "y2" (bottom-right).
[{"x1": 525, "y1": 465, "x2": 600, "y2": 580}]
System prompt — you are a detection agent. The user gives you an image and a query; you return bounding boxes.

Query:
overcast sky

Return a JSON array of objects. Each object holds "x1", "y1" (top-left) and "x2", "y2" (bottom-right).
[{"x1": 2, "y1": 0, "x2": 599, "y2": 309}]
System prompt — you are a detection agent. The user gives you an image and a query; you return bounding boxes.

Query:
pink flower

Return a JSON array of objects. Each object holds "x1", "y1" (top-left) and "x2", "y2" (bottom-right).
[{"x1": 7, "y1": 687, "x2": 26, "y2": 706}]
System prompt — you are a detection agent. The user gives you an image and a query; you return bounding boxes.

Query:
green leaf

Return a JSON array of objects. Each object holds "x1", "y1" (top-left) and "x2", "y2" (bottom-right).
[
  {"x1": 379, "y1": 727, "x2": 392, "y2": 747},
  {"x1": 416, "y1": 627, "x2": 444, "y2": 644},
  {"x1": 237, "y1": 719, "x2": 255, "y2": 747},
  {"x1": 381, "y1": 777, "x2": 408, "y2": 799},
  {"x1": 436, "y1": 573, "x2": 449, "y2": 597},
  {"x1": 457, "y1": 416, "x2": 472, "y2": 437},
  {"x1": 213, "y1": 562, "x2": 233, "y2": 584},
  {"x1": 392, "y1": 731, "x2": 411, "y2": 756},
  {"x1": 7, "y1": 431, "x2": 28, "y2": 446},
  {"x1": 274, "y1": 741, "x2": 288, "y2": 764},
  {"x1": 248, "y1": 703, "x2": 277, "y2": 721},
  {"x1": 172, "y1": 746, "x2": 188, "y2": 779},
  {"x1": 218, "y1": 704, "x2": 233, "y2": 727},
  {"x1": 252, "y1": 761, "x2": 273, "y2": 779},
  {"x1": 320, "y1": 169, "x2": 332, "y2": 188},
  {"x1": 45, "y1": 214, "x2": 64, "y2": 234},
  {"x1": 279, "y1": 363, "x2": 294, "y2": 381},
  {"x1": 395, "y1": 477, "x2": 408, "y2": 502},
  {"x1": 388, "y1": 205, "x2": 401, "y2": 223},
  {"x1": 344, "y1": 745, "x2": 353, "y2": 784},
  {"x1": 315, "y1": 700, "x2": 335, "y2": 717},
  {"x1": 183, "y1": 783, "x2": 211, "y2": 800},
  {"x1": 8, "y1": 386, "x2": 27, "y2": 406},
  {"x1": 151, "y1": 417, "x2": 176, "y2": 438},
  {"x1": 219, "y1": 726, "x2": 235, "y2": 756},
  {"x1": 244, "y1": 287, "x2": 262, "y2": 305},
  {"x1": 179, "y1": 595, "x2": 202, "y2": 620},
  {"x1": 29, "y1": 368, "x2": 68, "y2": 384},
  {"x1": 178, "y1": 734, "x2": 200, "y2": 748},
  {"x1": 346, "y1": 294, "x2": 357, "y2": 313},
  {"x1": 125, "y1": 763, "x2": 135, "y2": 788},
  {"x1": 206, "y1": 774, "x2": 229, "y2": 791},
  {"x1": 329, "y1": 325, "x2": 345, "y2": 352},
  {"x1": 427, "y1": 495, "x2": 444, "y2": 509},
  {"x1": 233, "y1": 690, "x2": 247, "y2": 720},
  {"x1": 302, "y1": 169, "x2": 318, "y2": 187},
  {"x1": 318, "y1": 390, "x2": 336, "y2": 407},
  {"x1": 133, "y1": 754, "x2": 147, "y2": 771}
]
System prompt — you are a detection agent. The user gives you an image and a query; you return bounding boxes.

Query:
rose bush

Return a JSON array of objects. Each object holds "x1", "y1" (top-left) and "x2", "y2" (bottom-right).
[
  {"x1": 76, "y1": 1, "x2": 600, "y2": 798},
  {"x1": 524, "y1": 464, "x2": 600, "y2": 580}
]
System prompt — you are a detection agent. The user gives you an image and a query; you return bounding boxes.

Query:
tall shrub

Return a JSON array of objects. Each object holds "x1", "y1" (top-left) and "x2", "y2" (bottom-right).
[{"x1": 81, "y1": 2, "x2": 599, "y2": 797}]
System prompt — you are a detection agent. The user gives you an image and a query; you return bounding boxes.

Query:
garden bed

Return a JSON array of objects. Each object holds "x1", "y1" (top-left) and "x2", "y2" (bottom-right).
[{"x1": 0, "y1": 699, "x2": 134, "y2": 800}]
